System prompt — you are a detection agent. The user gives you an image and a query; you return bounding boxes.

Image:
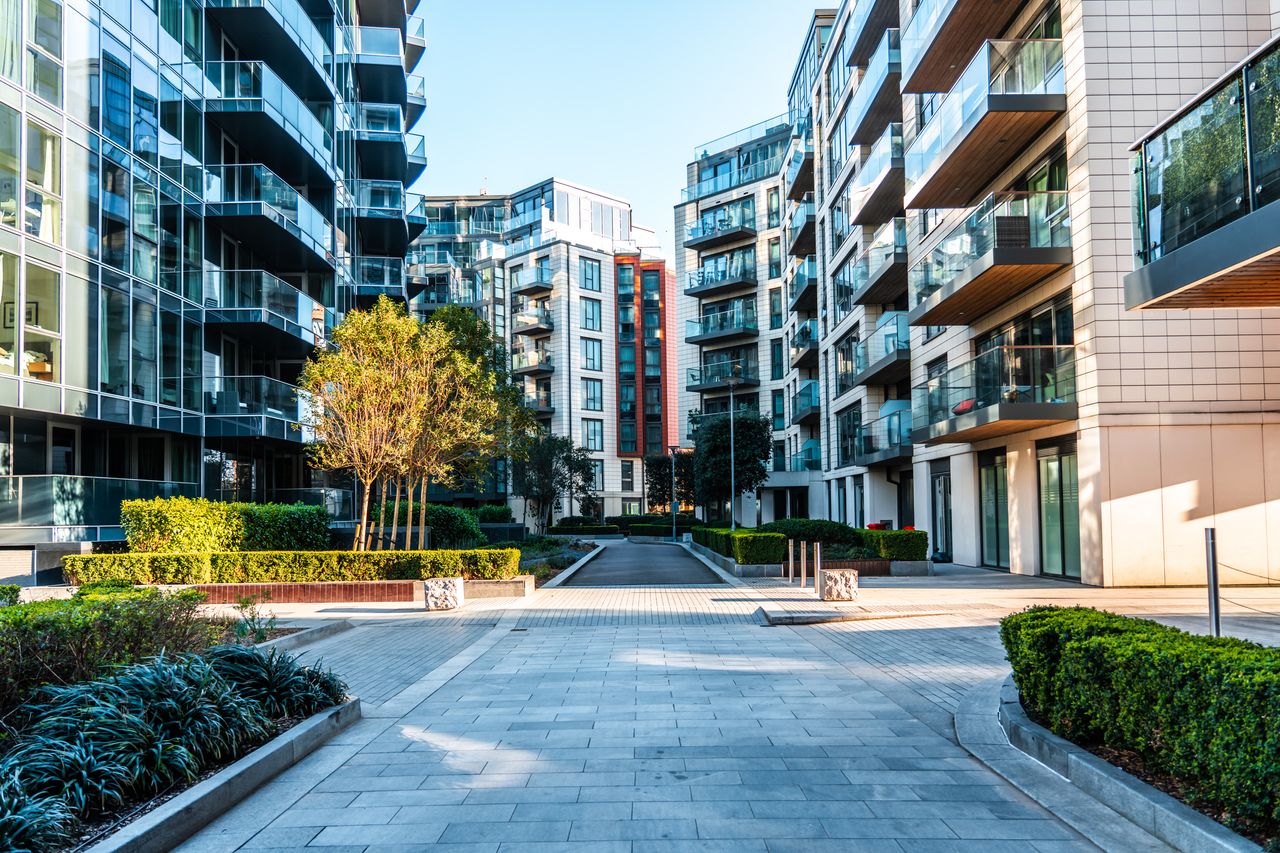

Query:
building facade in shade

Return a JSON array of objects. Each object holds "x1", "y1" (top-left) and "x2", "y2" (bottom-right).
[
  {"x1": 407, "y1": 180, "x2": 676, "y2": 522},
  {"x1": 0, "y1": 0, "x2": 426, "y2": 554},
  {"x1": 685, "y1": 0, "x2": 1280, "y2": 586}
]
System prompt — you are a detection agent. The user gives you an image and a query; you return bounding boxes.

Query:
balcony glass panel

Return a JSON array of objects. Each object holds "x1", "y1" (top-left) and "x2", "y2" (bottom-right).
[
  {"x1": 687, "y1": 248, "x2": 755, "y2": 293},
  {"x1": 512, "y1": 350, "x2": 553, "y2": 371},
  {"x1": 205, "y1": 0, "x2": 331, "y2": 81},
  {"x1": 908, "y1": 191, "x2": 1070, "y2": 309},
  {"x1": 205, "y1": 375, "x2": 306, "y2": 424},
  {"x1": 405, "y1": 133, "x2": 425, "y2": 159},
  {"x1": 505, "y1": 203, "x2": 546, "y2": 232},
  {"x1": 694, "y1": 113, "x2": 788, "y2": 161},
  {"x1": 203, "y1": 270, "x2": 334, "y2": 335},
  {"x1": 911, "y1": 345, "x2": 1075, "y2": 429},
  {"x1": 687, "y1": 359, "x2": 759, "y2": 386},
  {"x1": 352, "y1": 179, "x2": 404, "y2": 217},
  {"x1": 687, "y1": 197, "x2": 755, "y2": 241},
  {"x1": 790, "y1": 442, "x2": 822, "y2": 471},
  {"x1": 523, "y1": 389, "x2": 553, "y2": 410},
  {"x1": 355, "y1": 256, "x2": 403, "y2": 289},
  {"x1": 204, "y1": 164, "x2": 333, "y2": 255},
  {"x1": 407, "y1": 74, "x2": 425, "y2": 100},
  {"x1": 205, "y1": 62, "x2": 333, "y2": 163},
  {"x1": 682, "y1": 155, "x2": 784, "y2": 202},
  {"x1": 787, "y1": 256, "x2": 817, "y2": 303},
  {"x1": 901, "y1": 0, "x2": 955, "y2": 82},
  {"x1": 853, "y1": 311, "x2": 908, "y2": 372},
  {"x1": 513, "y1": 308, "x2": 553, "y2": 330},
  {"x1": 351, "y1": 26, "x2": 403, "y2": 60},
  {"x1": 686, "y1": 302, "x2": 757, "y2": 338},
  {"x1": 833, "y1": 218, "x2": 907, "y2": 323},
  {"x1": 846, "y1": 29, "x2": 900, "y2": 136},
  {"x1": 785, "y1": 141, "x2": 814, "y2": 188},
  {"x1": 355, "y1": 103, "x2": 401, "y2": 138},
  {"x1": 905, "y1": 39, "x2": 1064, "y2": 189},
  {"x1": 855, "y1": 410, "x2": 912, "y2": 458},
  {"x1": 791, "y1": 379, "x2": 819, "y2": 413},
  {"x1": 511, "y1": 266, "x2": 555, "y2": 290},
  {"x1": 407, "y1": 15, "x2": 425, "y2": 41},
  {"x1": 852, "y1": 123, "x2": 902, "y2": 199},
  {"x1": 790, "y1": 318, "x2": 818, "y2": 361},
  {"x1": 0, "y1": 476, "x2": 197, "y2": 528}
]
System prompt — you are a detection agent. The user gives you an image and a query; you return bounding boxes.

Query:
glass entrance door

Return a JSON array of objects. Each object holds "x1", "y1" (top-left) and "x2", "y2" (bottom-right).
[
  {"x1": 930, "y1": 471, "x2": 952, "y2": 562},
  {"x1": 1038, "y1": 444, "x2": 1080, "y2": 578},
  {"x1": 979, "y1": 452, "x2": 1009, "y2": 569}
]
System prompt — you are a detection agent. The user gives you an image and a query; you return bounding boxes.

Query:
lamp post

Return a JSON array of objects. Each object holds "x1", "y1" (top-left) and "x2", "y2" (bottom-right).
[
  {"x1": 669, "y1": 445, "x2": 679, "y2": 541},
  {"x1": 726, "y1": 369, "x2": 742, "y2": 532}
]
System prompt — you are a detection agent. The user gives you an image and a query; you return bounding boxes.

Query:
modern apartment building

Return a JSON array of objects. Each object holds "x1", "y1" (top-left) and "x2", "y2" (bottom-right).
[
  {"x1": 409, "y1": 180, "x2": 677, "y2": 522},
  {"x1": 0, "y1": 0, "x2": 426, "y2": 559},
  {"x1": 685, "y1": 0, "x2": 1280, "y2": 586}
]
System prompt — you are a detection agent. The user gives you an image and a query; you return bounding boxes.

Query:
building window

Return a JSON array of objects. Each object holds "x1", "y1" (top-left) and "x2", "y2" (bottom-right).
[
  {"x1": 645, "y1": 423, "x2": 662, "y2": 455},
  {"x1": 772, "y1": 390, "x2": 785, "y2": 430},
  {"x1": 582, "y1": 338, "x2": 602, "y2": 371},
  {"x1": 618, "y1": 303, "x2": 634, "y2": 340},
  {"x1": 583, "y1": 418, "x2": 603, "y2": 451},
  {"x1": 580, "y1": 257, "x2": 601, "y2": 291},
  {"x1": 642, "y1": 270, "x2": 659, "y2": 307},
  {"x1": 769, "y1": 238, "x2": 781, "y2": 278},
  {"x1": 590, "y1": 459, "x2": 604, "y2": 491},
  {"x1": 1038, "y1": 441, "x2": 1081, "y2": 579},
  {"x1": 767, "y1": 187, "x2": 780, "y2": 228},
  {"x1": 25, "y1": 120, "x2": 61, "y2": 244},
  {"x1": 582, "y1": 378, "x2": 603, "y2": 411},
  {"x1": 620, "y1": 421, "x2": 637, "y2": 453},
  {"x1": 617, "y1": 263, "x2": 634, "y2": 296},
  {"x1": 581, "y1": 297, "x2": 601, "y2": 331},
  {"x1": 772, "y1": 439, "x2": 786, "y2": 473},
  {"x1": 769, "y1": 289, "x2": 782, "y2": 329},
  {"x1": 771, "y1": 339, "x2": 784, "y2": 380},
  {"x1": 621, "y1": 460, "x2": 634, "y2": 491},
  {"x1": 619, "y1": 343, "x2": 635, "y2": 376},
  {"x1": 621, "y1": 498, "x2": 641, "y2": 515}
]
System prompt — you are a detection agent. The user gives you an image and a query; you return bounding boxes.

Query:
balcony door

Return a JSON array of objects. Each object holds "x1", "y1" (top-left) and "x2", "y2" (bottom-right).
[
  {"x1": 930, "y1": 466, "x2": 951, "y2": 562},
  {"x1": 1038, "y1": 440, "x2": 1080, "y2": 579}
]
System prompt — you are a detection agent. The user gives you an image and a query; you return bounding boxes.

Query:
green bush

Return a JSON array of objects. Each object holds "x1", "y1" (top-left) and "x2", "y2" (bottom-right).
[
  {"x1": 63, "y1": 549, "x2": 522, "y2": 585},
  {"x1": 860, "y1": 529, "x2": 929, "y2": 560},
  {"x1": 1001, "y1": 607, "x2": 1280, "y2": 839},
  {"x1": 758, "y1": 518, "x2": 862, "y2": 544},
  {"x1": 475, "y1": 504, "x2": 515, "y2": 524},
  {"x1": 691, "y1": 528, "x2": 786, "y2": 564},
  {"x1": 555, "y1": 515, "x2": 599, "y2": 527},
  {"x1": 0, "y1": 585, "x2": 18, "y2": 608},
  {"x1": 393, "y1": 503, "x2": 483, "y2": 548},
  {"x1": 550, "y1": 525, "x2": 619, "y2": 536},
  {"x1": 627, "y1": 524, "x2": 678, "y2": 537},
  {"x1": 121, "y1": 497, "x2": 329, "y2": 553},
  {"x1": 0, "y1": 588, "x2": 216, "y2": 723},
  {"x1": 606, "y1": 514, "x2": 698, "y2": 533},
  {"x1": 823, "y1": 543, "x2": 879, "y2": 560}
]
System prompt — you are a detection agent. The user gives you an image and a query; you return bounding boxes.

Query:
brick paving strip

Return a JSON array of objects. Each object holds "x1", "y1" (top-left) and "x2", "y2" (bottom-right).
[{"x1": 179, "y1": 543, "x2": 1106, "y2": 852}]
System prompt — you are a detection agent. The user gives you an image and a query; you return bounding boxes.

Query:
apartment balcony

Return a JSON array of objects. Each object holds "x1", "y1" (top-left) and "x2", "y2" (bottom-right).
[
  {"x1": 846, "y1": 30, "x2": 901, "y2": 146},
  {"x1": 790, "y1": 318, "x2": 819, "y2": 369},
  {"x1": 853, "y1": 409, "x2": 913, "y2": 467},
  {"x1": 904, "y1": 40, "x2": 1066, "y2": 209},
  {"x1": 204, "y1": 62, "x2": 336, "y2": 186},
  {"x1": 851, "y1": 311, "x2": 910, "y2": 385},
  {"x1": 523, "y1": 391, "x2": 554, "y2": 417},
  {"x1": 841, "y1": 218, "x2": 908, "y2": 309},
  {"x1": 684, "y1": 211, "x2": 757, "y2": 251},
  {"x1": 512, "y1": 350, "x2": 554, "y2": 377},
  {"x1": 686, "y1": 361, "x2": 760, "y2": 393},
  {"x1": 685, "y1": 260, "x2": 757, "y2": 298},
  {"x1": 686, "y1": 306, "x2": 758, "y2": 345},
  {"x1": 851, "y1": 124, "x2": 905, "y2": 226},
  {"x1": 204, "y1": 375, "x2": 310, "y2": 443},
  {"x1": 354, "y1": 255, "x2": 406, "y2": 300},
  {"x1": 406, "y1": 73, "x2": 425, "y2": 122},
  {"x1": 202, "y1": 270, "x2": 334, "y2": 356},
  {"x1": 907, "y1": 191, "x2": 1072, "y2": 326},
  {"x1": 351, "y1": 179, "x2": 409, "y2": 256},
  {"x1": 791, "y1": 380, "x2": 821, "y2": 426},
  {"x1": 204, "y1": 0, "x2": 331, "y2": 98},
  {"x1": 785, "y1": 196, "x2": 816, "y2": 257},
  {"x1": 846, "y1": 0, "x2": 898, "y2": 66},
  {"x1": 784, "y1": 140, "x2": 815, "y2": 201},
  {"x1": 352, "y1": 104, "x2": 407, "y2": 181},
  {"x1": 1126, "y1": 38, "x2": 1280, "y2": 309},
  {"x1": 204, "y1": 164, "x2": 334, "y2": 271},
  {"x1": 790, "y1": 443, "x2": 822, "y2": 472},
  {"x1": 511, "y1": 266, "x2": 555, "y2": 297},
  {"x1": 786, "y1": 256, "x2": 818, "y2": 312},
  {"x1": 910, "y1": 345, "x2": 1076, "y2": 444},
  {"x1": 405, "y1": 133, "x2": 428, "y2": 182},
  {"x1": 0, "y1": 476, "x2": 197, "y2": 534},
  {"x1": 512, "y1": 308, "x2": 554, "y2": 337},
  {"x1": 405, "y1": 14, "x2": 426, "y2": 69},
  {"x1": 353, "y1": 0, "x2": 406, "y2": 30},
  {"x1": 900, "y1": 0, "x2": 1024, "y2": 93},
  {"x1": 405, "y1": 193, "x2": 426, "y2": 241},
  {"x1": 348, "y1": 26, "x2": 408, "y2": 104},
  {"x1": 681, "y1": 154, "x2": 784, "y2": 203}
]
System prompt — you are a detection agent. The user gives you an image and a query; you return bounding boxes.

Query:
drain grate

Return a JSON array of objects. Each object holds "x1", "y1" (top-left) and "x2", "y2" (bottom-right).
[{"x1": 510, "y1": 628, "x2": 528, "y2": 632}]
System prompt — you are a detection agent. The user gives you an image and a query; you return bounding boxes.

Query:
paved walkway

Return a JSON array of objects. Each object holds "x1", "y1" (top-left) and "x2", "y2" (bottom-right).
[
  {"x1": 182, "y1": 544, "x2": 1096, "y2": 853},
  {"x1": 564, "y1": 542, "x2": 723, "y2": 586}
]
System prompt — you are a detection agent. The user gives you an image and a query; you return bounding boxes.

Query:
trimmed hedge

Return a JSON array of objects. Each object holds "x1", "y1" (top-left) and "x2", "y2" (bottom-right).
[
  {"x1": 475, "y1": 504, "x2": 515, "y2": 524},
  {"x1": 122, "y1": 497, "x2": 329, "y2": 553},
  {"x1": 606, "y1": 514, "x2": 699, "y2": 533},
  {"x1": 758, "y1": 519, "x2": 862, "y2": 544},
  {"x1": 860, "y1": 529, "x2": 928, "y2": 561},
  {"x1": 62, "y1": 549, "x2": 522, "y2": 585},
  {"x1": 627, "y1": 524, "x2": 679, "y2": 538},
  {"x1": 1001, "y1": 607, "x2": 1280, "y2": 839},
  {"x1": 550, "y1": 525, "x2": 620, "y2": 536},
  {"x1": 691, "y1": 527, "x2": 786, "y2": 564},
  {"x1": 393, "y1": 503, "x2": 484, "y2": 548}
]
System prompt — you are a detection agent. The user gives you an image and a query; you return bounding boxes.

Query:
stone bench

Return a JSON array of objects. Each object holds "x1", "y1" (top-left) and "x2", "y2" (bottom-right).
[{"x1": 818, "y1": 568, "x2": 858, "y2": 601}]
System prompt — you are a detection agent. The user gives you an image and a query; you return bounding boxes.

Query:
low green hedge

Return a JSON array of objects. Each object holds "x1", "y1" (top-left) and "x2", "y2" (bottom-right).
[
  {"x1": 122, "y1": 497, "x2": 330, "y2": 552},
  {"x1": 62, "y1": 549, "x2": 522, "y2": 585},
  {"x1": 606, "y1": 514, "x2": 698, "y2": 533},
  {"x1": 691, "y1": 528, "x2": 786, "y2": 564},
  {"x1": 758, "y1": 518, "x2": 862, "y2": 544},
  {"x1": 550, "y1": 525, "x2": 619, "y2": 536},
  {"x1": 475, "y1": 504, "x2": 515, "y2": 524},
  {"x1": 627, "y1": 524, "x2": 678, "y2": 537},
  {"x1": 1002, "y1": 607, "x2": 1280, "y2": 839},
  {"x1": 860, "y1": 529, "x2": 929, "y2": 561}
]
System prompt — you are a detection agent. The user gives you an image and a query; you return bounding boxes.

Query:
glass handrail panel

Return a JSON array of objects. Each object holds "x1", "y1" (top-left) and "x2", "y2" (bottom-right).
[
  {"x1": 907, "y1": 191, "x2": 1071, "y2": 307},
  {"x1": 681, "y1": 155, "x2": 784, "y2": 202},
  {"x1": 355, "y1": 102, "x2": 402, "y2": 133},
  {"x1": 205, "y1": 0, "x2": 331, "y2": 79},
  {"x1": 910, "y1": 345, "x2": 1076, "y2": 428},
  {"x1": 351, "y1": 26, "x2": 403, "y2": 59},
  {"x1": 852, "y1": 123, "x2": 904, "y2": 197},
  {"x1": 513, "y1": 308, "x2": 553, "y2": 328},
  {"x1": 522, "y1": 390, "x2": 553, "y2": 409},
  {"x1": 687, "y1": 198, "x2": 756, "y2": 240},
  {"x1": 694, "y1": 113, "x2": 789, "y2": 160},
  {"x1": 355, "y1": 255, "x2": 403, "y2": 288},
  {"x1": 845, "y1": 30, "x2": 900, "y2": 134},
  {"x1": 407, "y1": 15, "x2": 426, "y2": 41},
  {"x1": 905, "y1": 39, "x2": 1064, "y2": 187},
  {"x1": 0, "y1": 476, "x2": 198, "y2": 528},
  {"x1": 785, "y1": 140, "x2": 814, "y2": 186},
  {"x1": 787, "y1": 256, "x2": 818, "y2": 302},
  {"x1": 204, "y1": 164, "x2": 333, "y2": 254},
  {"x1": 512, "y1": 350, "x2": 553, "y2": 370},
  {"x1": 407, "y1": 74, "x2": 425, "y2": 99},
  {"x1": 202, "y1": 270, "x2": 333, "y2": 332},
  {"x1": 205, "y1": 62, "x2": 333, "y2": 161},
  {"x1": 687, "y1": 360, "x2": 759, "y2": 385},
  {"x1": 853, "y1": 311, "x2": 909, "y2": 372},
  {"x1": 266, "y1": 487, "x2": 354, "y2": 520},
  {"x1": 405, "y1": 133, "x2": 426, "y2": 159},
  {"x1": 205, "y1": 375, "x2": 305, "y2": 421},
  {"x1": 351, "y1": 179, "x2": 404, "y2": 215},
  {"x1": 790, "y1": 442, "x2": 822, "y2": 471},
  {"x1": 512, "y1": 266, "x2": 555, "y2": 288},
  {"x1": 901, "y1": 0, "x2": 956, "y2": 81},
  {"x1": 864, "y1": 217, "x2": 908, "y2": 284},
  {"x1": 686, "y1": 304, "x2": 758, "y2": 337},
  {"x1": 791, "y1": 379, "x2": 820, "y2": 412},
  {"x1": 855, "y1": 409, "x2": 913, "y2": 456},
  {"x1": 792, "y1": 317, "x2": 819, "y2": 347},
  {"x1": 687, "y1": 248, "x2": 756, "y2": 291}
]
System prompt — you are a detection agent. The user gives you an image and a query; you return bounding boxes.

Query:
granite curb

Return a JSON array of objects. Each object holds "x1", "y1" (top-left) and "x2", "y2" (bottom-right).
[
  {"x1": 255, "y1": 619, "x2": 354, "y2": 652},
  {"x1": 538, "y1": 543, "x2": 605, "y2": 589}
]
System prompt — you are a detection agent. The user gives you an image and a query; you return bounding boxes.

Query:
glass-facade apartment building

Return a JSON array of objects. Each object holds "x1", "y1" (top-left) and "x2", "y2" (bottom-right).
[
  {"x1": 681, "y1": 1, "x2": 1280, "y2": 586},
  {"x1": 0, "y1": 0, "x2": 425, "y2": 559}
]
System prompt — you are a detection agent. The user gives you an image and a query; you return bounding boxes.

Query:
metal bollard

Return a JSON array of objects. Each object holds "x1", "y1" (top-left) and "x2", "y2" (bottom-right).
[
  {"x1": 788, "y1": 539, "x2": 795, "y2": 582},
  {"x1": 1205, "y1": 527, "x2": 1221, "y2": 637},
  {"x1": 815, "y1": 541, "x2": 822, "y2": 594},
  {"x1": 801, "y1": 541, "x2": 807, "y2": 589}
]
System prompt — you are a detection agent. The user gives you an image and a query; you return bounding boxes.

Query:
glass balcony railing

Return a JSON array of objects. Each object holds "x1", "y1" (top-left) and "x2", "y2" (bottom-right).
[
  {"x1": 405, "y1": 133, "x2": 426, "y2": 161},
  {"x1": 513, "y1": 308, "x2": 554, "y2": 331},
  {"x1": 911, "y1": 345, "x2": 1076, "y2": 430},
  {"x1": 790, "y1": 443, "x2": 822, "y2": 472},
  {"x1": 853, "y1": 312, "x2": 909, "y2": 373},
  {"x1": 682, "y1": 155, "x2": 784, "y2": 202},
  {"x1": 687, "y1": 360, "x2": 760, "y2": 387},
  {"x1": 787, "y1": 256, "x2": 817, "y2": 303},
  {"x1": 353, "y1": 103, "x2": 401, "y2": 139},
  {"x1": 205, "y1": 62, "x2": 334, "y2": 174},
  {"x1": 905, "y1": 39, "x2": 1064, "y2": 190},
  {"x1": 791, "y1": 379, "x2": 820, "y2": 418},
  {"x1": 790, "y1": 318, "x2": 819, "y2": 362},
  {"x1": 511, "y1": 266, "x2": 555, "y2": 291},
  {"x1": 686, "y1": 203, "x2": 756, "y2": 242},
  {"x1": 694, "y1": 113, "x2": 789, "y2": 161},
  {"x1": 852, "y1": 123, "x2": 903, "y2": 201},
  {"x1": 901, "y1": 0, "x2": 955, "y2": 84},
  {"x1": 351, "y1": 179, "x2": 405, "y2": 218},
  {"x1": 505, "y1": 205, "x2": 546, "y2": 232},
  {"x1": 355, "y1": 256, "x2": 404, "y2": 291},
  {"x1": 522, "y1": 390, "x2": 553, "y2": 411},
  {"x1": 205, "y1": 0, "x2": 331, "y2": 83},
  {"x1": 351, "y1": 26, "x2": 404, "y2": 62},
  {"x1": 204, "y1": 375, "x2": 307, "y2": 428},
  {"x1": 834, "y1": 218, "x2": 907, "y2": 323},
  {"x1": 512, "y1": 350, "x2": 554, "y2": 372},
  {"x1": 908, "y1": 191, "x2": 1071, "y2": 309},
  {"x1": 407, "y1": 74, "x2": 425, "y2": 101},
  {"x1": 846, "y1": 29, "x2": 900, "y2": 139},
  {"x1": 687, "y1": 252, "x2": 757, "y2": 293},
  {"x1": 203, "y1": 270, "x2": 334, "y2": 339},
  {"x1": 266, "y1": 487, "x2": 354, "y2": 521},
  {"x1": 204, "y1": 164, "x2": 333, "y2": 255},
  {"x1": 0, "y1": 476, "x2": 197, "y2": 529},
  {"x1": 855, "y1": 410, "x2": 913, "y2": 461},
  {"x1": 785, "y1": 140, "x2": 814, "y2": 188},
  {"x1": 407, "y1": 14, "x2": 426, "y2": 42},
  {"x1": 686, "y1": 305, "x2": 757, "y2": 339}
]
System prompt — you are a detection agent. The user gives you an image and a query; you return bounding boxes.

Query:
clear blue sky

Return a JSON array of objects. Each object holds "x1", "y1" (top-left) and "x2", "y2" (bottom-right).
[{"x1": 418, "y1": 0, "x2": 822, "y2": 259}]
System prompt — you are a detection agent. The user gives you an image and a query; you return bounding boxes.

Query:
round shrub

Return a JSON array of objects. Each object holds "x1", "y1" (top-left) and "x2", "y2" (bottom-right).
[
  {"x1": 757, "y1": 519, "x2": 862, "y2": 544},
  {"x1": 475, "y1": 504, "x2": 515, "y2": 524},
  {"x1": 418, "y1": 504, "x2": 483, "y2": 548}
]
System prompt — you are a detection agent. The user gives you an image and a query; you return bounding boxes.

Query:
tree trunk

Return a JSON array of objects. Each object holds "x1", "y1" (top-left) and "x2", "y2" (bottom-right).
[
  {"x1": 403, "y1": 476, "x2": 416, "y2": 551},
  {"x1": 356, "y1": 481, "x2": 371, "y2": 551},
  {"x1": 375, "y1": 480, "x2": 388, "y2": 550},
  {"x1": 418, "y1": 480, "x2": 428, "y2": 549},
  {"x1": 389, "y1": 477, "x2": 402, "y2": 551}
]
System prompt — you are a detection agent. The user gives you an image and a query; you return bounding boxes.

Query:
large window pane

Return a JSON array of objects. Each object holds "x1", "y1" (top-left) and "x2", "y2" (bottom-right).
[
  {"x1": 65, "y1": 141, "x2": 97, "y2": 258},
  {"x1": 22, "y1": 261, "x2": 60, "y2": 381},
  {"x1": 101, "y1": 157, "x2": 129, "y2": 270},
  {"x1": 99, "y1": 286, "x2": 129, "y2": 395},
  {"x1": 62, "y1": 273, "x2": 93, "y2": 389},
  {"x1": 25, "y1": 120, "x2": 61, "y2": 244},
  {"x1": 131, "y1": 297, "x2": 157, "y2": 400},
  {"x1": 0, "y1": 0, "x2": 18, "y2": 83},
  {"x1": 0, "y1": 251, "x2": 15, "y2": 374},
  {"x1": 0, "y1": 103, "x2": 17, "y2": 230}
]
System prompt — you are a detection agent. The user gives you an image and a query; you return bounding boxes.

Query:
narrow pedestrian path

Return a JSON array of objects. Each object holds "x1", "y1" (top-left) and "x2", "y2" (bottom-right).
[{"x1": 565, "y1": 540, "x2": 722, "y2": 586}]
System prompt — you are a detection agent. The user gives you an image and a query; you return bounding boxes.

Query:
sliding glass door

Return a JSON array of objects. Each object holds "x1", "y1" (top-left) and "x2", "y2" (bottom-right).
[
  {"x1": 979, "y1": 451, "x2": 1009, "y2": 569},
  {"x1": 1038, "y1": 442, "x2": 1080, "y2": 578}
]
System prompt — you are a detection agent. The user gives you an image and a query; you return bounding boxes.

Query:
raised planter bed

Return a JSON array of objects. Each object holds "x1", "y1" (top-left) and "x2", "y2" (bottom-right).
[
  {"x1": 465, "y1": 575, "x2": 534, "y2": 598},
  {"x1": 195, "y1": 580, "x2": 418, "y2": 604},
  {"x1": 688, "y1": 540, "x2": 781, "y2": 578},
  {"x1": 819, "y1": 558, "x2": 891, "y2": 576}
]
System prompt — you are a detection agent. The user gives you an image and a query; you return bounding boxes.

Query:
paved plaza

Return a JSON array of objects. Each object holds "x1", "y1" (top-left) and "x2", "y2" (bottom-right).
[{"x1": 182, "y1": 542, "x2": 1280, "y2": 852}]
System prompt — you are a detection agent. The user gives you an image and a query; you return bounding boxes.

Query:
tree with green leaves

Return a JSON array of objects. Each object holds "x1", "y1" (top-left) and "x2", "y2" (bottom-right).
[
  {"x1": 691, "y1": 410, "x2": 772, "y2": 526},
  {"x1": 643, "y1": 452, "x2": 696, "y2": 512},
  {"x1": 513, "y1": 433, "x2": 596, "y2": 533}
]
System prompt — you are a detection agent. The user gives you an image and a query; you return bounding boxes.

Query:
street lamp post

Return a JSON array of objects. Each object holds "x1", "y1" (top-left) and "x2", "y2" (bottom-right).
[
  {"x1": 726, "y1": 373, "x2": 741, "y2": 532},
  {"x1": 669, "y1": 445, "x2": 679, "y2": 541}
]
